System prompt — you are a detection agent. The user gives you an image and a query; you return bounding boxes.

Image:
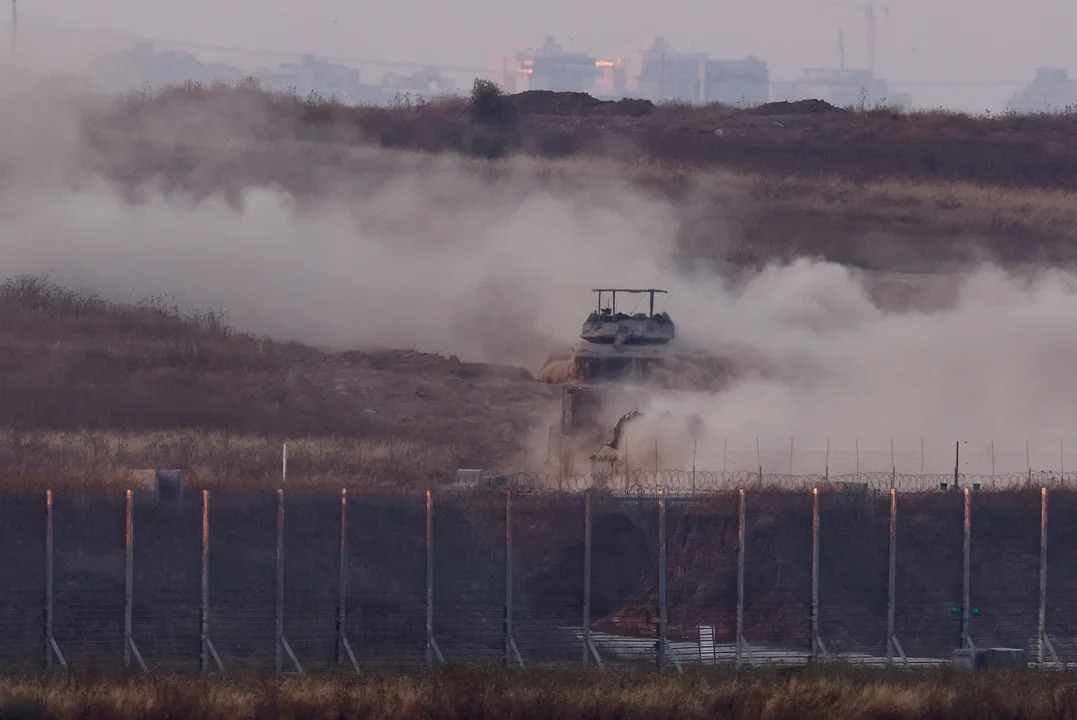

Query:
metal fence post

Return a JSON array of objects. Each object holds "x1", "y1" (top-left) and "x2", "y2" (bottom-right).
[
  {"x1": 657, "y1": 489, "x2": 667, "y2": 670},
  {"x1": 275, "y1": 487, "x2": 284, "y2": 675},
  {"x1": 582, "y1": 488, "x2": 592, "y2": 668},
  {"x1": 123, "y1": 488, "x2": 147, "y2": 673},
  {"x1": 335, "y1": 487, "x2": 359, "y2": 672},
  {"x1": 124, "y1": 489, "x2": 133, "y2": 670},
  {"x1": 43, "y1": 489, "x2": 63, "y2": 671},
  {"x1": 810, "y1": 487, "x2": 823, "y2": 661},
  {"x1": 961, "y1": 486, "x2": 972, "y2": 648},
  {"x1": 44, "y1": 489, "x2": 52, "y2": 671},
  {"x1": 337, "y1": 488, "x2": 347, "y2": 666},
  {"x1": 887, "y1": 487, "x2": 897, "y2": 666},
  {"x1": 426, "y1": 490, "x2": 433, "y2": 668},
  {"x1": 504, "y1": 487, "x2": 517, "y2": 667},
  {"x1": 424, "y1": 490, "x2": 443, "y2": 666},
  {"x1": 200, "y1": 490, "x2": 209, "y2": 672},
  {"x1": 736, "y1": 488, "x2": 745, "y2": 670},
  {"x1": 1038, "y1": 487, "x2": 1048, "y2": 666},
  {"x1": 197, "y1": 489, "x2": 224, "y2": 673}
]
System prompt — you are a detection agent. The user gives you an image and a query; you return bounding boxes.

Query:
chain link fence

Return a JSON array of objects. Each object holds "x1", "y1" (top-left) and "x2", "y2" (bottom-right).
[{"x1": 0, "y1": 477, "x2": 1075, "y2": 673}]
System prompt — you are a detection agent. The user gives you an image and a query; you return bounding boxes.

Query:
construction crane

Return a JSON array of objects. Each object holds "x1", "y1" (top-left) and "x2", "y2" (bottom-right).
[{"x1": 818, "y1": 0, "x2": 890, "y2": 77}]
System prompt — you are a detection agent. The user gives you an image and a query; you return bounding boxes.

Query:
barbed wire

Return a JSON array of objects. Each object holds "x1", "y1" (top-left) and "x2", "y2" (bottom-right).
[
  {"x1": 3, "y1": 469, "x2": 1075, "y2": 498},
  {"x1": 481, "y1": 470, "x2": 1077, "y2": 496}
]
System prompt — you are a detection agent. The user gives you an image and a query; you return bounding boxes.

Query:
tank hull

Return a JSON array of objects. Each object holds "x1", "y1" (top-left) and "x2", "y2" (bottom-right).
[{"x1": 572, "y1": 341, "x2": 669, "y2": 382}]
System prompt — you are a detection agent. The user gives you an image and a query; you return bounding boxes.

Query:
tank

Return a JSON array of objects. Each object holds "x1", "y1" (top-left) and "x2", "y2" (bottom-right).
[{"x1": 572, "y1": 288, "x2": 675, "y2": 381}]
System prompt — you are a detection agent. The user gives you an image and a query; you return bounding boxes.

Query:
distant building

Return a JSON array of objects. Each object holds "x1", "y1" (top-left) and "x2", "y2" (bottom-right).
[
  {"x1": 89, "y1": 41, "x2": 243, "y2": 92},
  {"x1": 1007, "y1": 68, "x2": 1077, "y2": 112},
  {"x1": 253, "y1": 55, "x2": 384, "y2": 104},
  {"x1": 381, "y1": 67, "x2": 452, "y2": 97},
  {"x1": 703, "y1": 56, "x2": 769, "y2": 106},
  {"x1": 635, "y1": 37, "x2": 769, "y2": 106},
  {"x1": 637, "y1": 37, "x2": 705, "y2": 103},
  {"x1": 772, "y1": 68, "x2": 911, "y2": 110},
  {"x1": 516, "y1": 36, "x2": 601, "y2": 93},
  {"x1": 85, "y1": 43, "x2": 392, "y2": 105}
]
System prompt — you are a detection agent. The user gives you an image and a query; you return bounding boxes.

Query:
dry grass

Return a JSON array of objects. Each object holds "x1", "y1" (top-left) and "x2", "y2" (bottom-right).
[
  {"x1": 96, "y1": 81, "x2": 1077, "y2": 189},
  {"x1": 0, "y1": 665, "x2": 1074, "y2": 719},
  {"x1": 0, "y1": 429, "x2": 456, "y2": 492},
  {"x1": 688, "y1": 172, "x2": 1077, "y2": 269},
  {"x1": 0, "y1": 275, "x2": 536, "y2": 486},
  {"x1": 0, "y1": 274, "x2": 351, "y2": 438},
  {"x1": 81, "y1": 82, "x2": 1077, "y2": 272}
]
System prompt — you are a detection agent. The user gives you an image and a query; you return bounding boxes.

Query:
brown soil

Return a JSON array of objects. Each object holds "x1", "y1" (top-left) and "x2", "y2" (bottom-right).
[{"x1": 0, "y1": 276, "x2": 554, "y2": 482}]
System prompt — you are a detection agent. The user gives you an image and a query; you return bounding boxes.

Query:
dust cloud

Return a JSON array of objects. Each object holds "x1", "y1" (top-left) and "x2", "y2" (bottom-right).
[
  {"x1": 0, "y1": 86, "x2": 673, "y2": 369},
  {"x1": 0, "y1": 84, "x2": 1075, "y2": 474},
  {"x1": 608, "y1": 262, "x2": 1077, "y2": 475}
]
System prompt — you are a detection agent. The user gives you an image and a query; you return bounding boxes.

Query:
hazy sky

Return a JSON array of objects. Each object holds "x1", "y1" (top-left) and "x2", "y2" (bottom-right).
[{"x1": 14, "y1": 0, "x2": 1077, "y2": 110}]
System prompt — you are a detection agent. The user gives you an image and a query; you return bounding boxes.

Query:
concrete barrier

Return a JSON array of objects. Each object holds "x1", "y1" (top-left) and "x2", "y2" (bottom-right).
[{"x1": 952, "y1": 647, "x2": 1027, "y2": 670}]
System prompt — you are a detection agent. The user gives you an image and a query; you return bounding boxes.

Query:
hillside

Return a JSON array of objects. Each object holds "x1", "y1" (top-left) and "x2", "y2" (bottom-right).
[
  {"x1": 77, "y1": 83, "x2": 1077, "y2": 273},
  {"x1": 0, "y1": 276, "x2": 550, "y2": 489}
]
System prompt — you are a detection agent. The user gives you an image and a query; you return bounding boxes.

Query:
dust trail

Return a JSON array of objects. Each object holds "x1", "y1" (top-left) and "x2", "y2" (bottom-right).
[
  {"x1": 0, "y1": 87, "x2": 675, "y2": 369},
  {"x1": 602, "y1": 261, "x2": 1077, "y2": 475},
  {"x1": 0, "y1": 84, "x2": 1075, "y2": 471}
]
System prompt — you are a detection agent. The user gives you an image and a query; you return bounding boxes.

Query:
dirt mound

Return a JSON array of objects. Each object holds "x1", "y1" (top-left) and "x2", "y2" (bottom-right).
[
  {"x1": 509, "y1": 91, "x2": 654, "y2": 117},
  {"x1": 753, "y1": 98, "x2": 851, "y2": 116},
  {"x1": 535, "y1": 345, "x2": 745, "y2": 392},
  {"x1": 537, "y1": 348, "x2": 579, "y2": 384}
]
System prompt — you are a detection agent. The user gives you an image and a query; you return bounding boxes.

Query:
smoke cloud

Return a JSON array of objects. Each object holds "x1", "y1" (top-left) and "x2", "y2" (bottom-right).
[{"x1": 1, "y1": 85, "x2": 1075, "y2": 475}]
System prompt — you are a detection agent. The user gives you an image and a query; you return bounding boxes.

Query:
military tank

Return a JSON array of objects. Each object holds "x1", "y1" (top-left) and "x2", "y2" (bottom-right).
[
  {"x1": 572, "y1": 288, "x2": 675, "y2": 382},
  {"x1": 552, "y1": 289, "x2": 674, "y2": 473}
]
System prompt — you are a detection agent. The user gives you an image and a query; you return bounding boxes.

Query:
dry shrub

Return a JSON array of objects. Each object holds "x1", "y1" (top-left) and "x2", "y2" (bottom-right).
[
  {"x1": 81, "y1": 83, "x2": 1077, "y2": 270},
  {"x1": 101, "y1": 82, "x2": 1077, "y2": 189},
  {"x1": 0, "y1": 666, "x2": 1074, "y2": 719}
]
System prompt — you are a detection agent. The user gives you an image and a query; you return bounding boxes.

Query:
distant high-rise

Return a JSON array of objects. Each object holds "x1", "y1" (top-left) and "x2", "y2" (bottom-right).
[
  {"x1": 515, "y1": 36, "x2": 601, "y2": 93},
  {"x1": 1008, "y1": 68, "x2": 1077, "y2": 112},
  {"x1": 637, "y1": 37, "x2": 705, "y2": 103},
  {"x1": 703, "y1": 57, "x2": 769, "y2": 106},
  {"x1": 636, "y1": 37, "x2": 769, "y2": 106},
  {"x1": 772, "y1": 67, "x2": 911, "y2": 110}
]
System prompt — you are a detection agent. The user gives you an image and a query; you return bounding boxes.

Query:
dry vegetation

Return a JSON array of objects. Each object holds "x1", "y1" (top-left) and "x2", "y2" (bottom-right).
[
  {"x1": 0, "y1": 275, "x2": 545, "y2": 489},
  {"x1": 82, "y1": 81, "x2": 1077, "y2": 271},
  {"x1": 0, "y1": 430, "x2": 456, "y2": 492},
  {"x1": 0, "y1": 665, "x2": 1075, "y2": 719},
  {"x1": 102, "y1": 79, "x2": 1077, "y2": 191}
]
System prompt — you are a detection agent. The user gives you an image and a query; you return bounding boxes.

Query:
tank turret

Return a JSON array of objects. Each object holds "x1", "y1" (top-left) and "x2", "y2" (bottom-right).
[{"x1": 572, "y1": 288, "x2": 675, "y2": 381}]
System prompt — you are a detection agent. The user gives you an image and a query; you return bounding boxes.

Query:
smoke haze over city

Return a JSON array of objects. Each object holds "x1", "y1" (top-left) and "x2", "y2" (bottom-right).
[{"x1": 8, "y1": 0, "x2": 1077, "y2": 111}]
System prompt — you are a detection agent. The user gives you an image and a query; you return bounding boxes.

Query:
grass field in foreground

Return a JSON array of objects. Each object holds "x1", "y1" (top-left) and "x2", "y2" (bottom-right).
[{"x1": 1, "y1": 665, "x2": 1076, "y2": 720}]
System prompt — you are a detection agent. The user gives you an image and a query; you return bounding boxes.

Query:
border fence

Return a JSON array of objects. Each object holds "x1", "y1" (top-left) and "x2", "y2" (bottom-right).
[{"x1": 0, "y1": 471, "x2": 1075, "y2": 675}]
